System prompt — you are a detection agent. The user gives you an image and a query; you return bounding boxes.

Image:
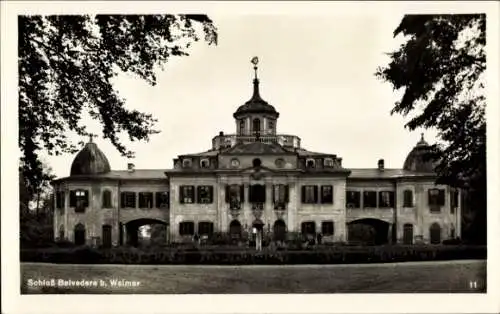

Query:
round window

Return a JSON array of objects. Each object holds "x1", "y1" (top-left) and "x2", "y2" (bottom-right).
[
  {"x1": 275, "y1": 158, "x2": 285, "y2": 168},
  {"x1": 230, "y1": 158, "x2": 240, "y2": 168}
]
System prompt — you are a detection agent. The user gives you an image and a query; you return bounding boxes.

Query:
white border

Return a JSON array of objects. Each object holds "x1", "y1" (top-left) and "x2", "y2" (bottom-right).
[{"x1": 2, "y1": 1, "x2": 499, "y2": 314}]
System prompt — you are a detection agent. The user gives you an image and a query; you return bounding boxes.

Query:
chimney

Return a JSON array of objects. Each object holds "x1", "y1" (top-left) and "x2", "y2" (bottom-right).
[
  {"x1": 378, "y1": 159, "x2": 384, "y2": 171},
  {"x1": 127, "y1": 163, "x2": 135, "y2": 172},
  {"x1": 219, "y1": 131, "x2": 224, "y2": 136}
]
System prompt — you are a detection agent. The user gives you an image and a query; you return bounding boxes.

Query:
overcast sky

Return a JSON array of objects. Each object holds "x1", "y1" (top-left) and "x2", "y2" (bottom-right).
[{"x1": 45, "y1": 13, "x2": 441, "y2": 178}]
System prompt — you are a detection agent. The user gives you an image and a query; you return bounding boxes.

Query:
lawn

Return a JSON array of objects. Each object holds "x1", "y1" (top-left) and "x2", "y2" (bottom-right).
[{"x1": 21, "y1": 259, "x2": 486, "y2": 294}]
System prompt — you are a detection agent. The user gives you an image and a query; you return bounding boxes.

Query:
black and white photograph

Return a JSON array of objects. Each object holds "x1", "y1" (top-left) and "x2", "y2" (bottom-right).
[{"x1": 1, "y1": 1, "x2": 499, "y2": 314}]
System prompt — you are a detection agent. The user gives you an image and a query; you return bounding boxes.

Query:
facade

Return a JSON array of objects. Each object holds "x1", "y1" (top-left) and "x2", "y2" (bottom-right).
[{"x1": 52, "y1": 63, "x2": 462, "y2": 247}]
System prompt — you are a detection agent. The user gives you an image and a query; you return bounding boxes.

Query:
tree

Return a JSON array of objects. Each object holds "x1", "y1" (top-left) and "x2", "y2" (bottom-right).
[
  {"x1": 19, "y1": 14, "x2": 217, "y2": 199},
  {"x1": 375, "y1": 14, "x2": 486, "y2": 243}
]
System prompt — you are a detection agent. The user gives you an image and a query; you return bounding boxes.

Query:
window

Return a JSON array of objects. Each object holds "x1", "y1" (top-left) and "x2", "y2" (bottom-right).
[
  {"x1": 306, "y1": 159, "x2": 316, "y2": 169},
  {"x1": 197, "y1": 186, "x2": 214, "y2": 204},
  {"x1": 378, "y1": 191, "x2": 395, "y2": 208},
  {"x1": 182, "y1": 158, "x2": 192, "y2": 168},
  {"x1": 230, "y1": 158, "x2": 240, "y2": 168},
  {"x1": 70, "y1": 190, "x2": 89, "y2": 213},
  {"x1": 120, "y1": 192, "x2": 136, "y2": 208},
  {"x1": 179, "y1": 221, "x2": 195, "y2": 236},
  {"x1": 268, "y1": 120, "x2": 274, "y2": 134},
  {"x1": 252, "y1": 158, "x2": 262, "y2": 167},
  {"x1": 320, "y1": 185, "x2": 333, "y2": 204},
  {"x1": 301, "y1": 185, "x2": 317, "y2": 204},
  {"x1": 239, "y1": 120, "x2": 245, "y2": 135},
  {"x1": 249, "y1": 184, "x2": 266, "y2": 203},
  {"x1": 363, "y1": 191, "x2": 377, "y2": 208},
  {"x1": 273, "y1": 184, "x2": 289, "y2": 208},
  {"x1": 428, "y1": 188, "x2": 445, "y2": 212},
  {"x1": 155, "y1": 192, "x2": 169, "y2": 208},
  {"x1": 226, "y1": 184, "x2": 244, "y2": 209},
  {"x1": 253, "y1": 118, "x2": 261, "y2": 133},
  {"x1": 74, "y1": 223, "x2": 86, "y2": 245},
  {"x1": 56, "y1": 191, "x2": 65, "y2": 209},
  {"x1": 346, "y1": 191, "x2": 361, "y2": 208},
  {"x1": 430, "y1": 223, "x2": 441, "y2": 244},
  {"x1": 102, "y1": 190, "x2": 112, "y2": 208},
  {"x1": 138, "y1": 192, "x2": 154, "y2": 208},
  {"x1": 403, "y1": 190, "x2": 413, "y2": 207},
  {"x1": 200, "y1": 159, "x2": 210, "y2": 168},
  {"x1": 301, "y1": 221, "x2": 316, "y2": 235},
  {"x1": 275, "y1": 158, "x2": 285, "y2": 168},
  {"x1": 321, "y1": 221, "x2": 334, "y2": 236},
  {"x1": 179, "y1": 186, "x2": 195, "y2": 204},
  {"x1": 324, "y1": 158, "x2": 334, "y2": 168},
  {"x1": 198, "y1": 221, "x2": 214, "y2": 235}
]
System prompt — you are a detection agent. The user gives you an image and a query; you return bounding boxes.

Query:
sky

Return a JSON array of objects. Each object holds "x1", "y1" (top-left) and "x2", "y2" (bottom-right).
[{"x1": 45, "y1": 13, "x2": 440, "y2": 178}]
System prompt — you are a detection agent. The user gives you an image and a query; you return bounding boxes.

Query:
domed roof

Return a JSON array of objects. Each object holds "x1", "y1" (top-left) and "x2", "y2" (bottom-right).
[
  {"x1": 234, "y1": 78, "x2": 279, "y2": 118},
  {"x1": 403, "y1": 133, "x2": 435, "y2": 172},
  {"x1": 70, "y1": 136, "x2": 111, "y2": 176}
]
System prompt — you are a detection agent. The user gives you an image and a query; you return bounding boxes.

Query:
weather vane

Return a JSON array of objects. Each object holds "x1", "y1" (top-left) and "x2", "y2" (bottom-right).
[{"x1": 251, "y1": 56, "x2": 259, "y2": 79}]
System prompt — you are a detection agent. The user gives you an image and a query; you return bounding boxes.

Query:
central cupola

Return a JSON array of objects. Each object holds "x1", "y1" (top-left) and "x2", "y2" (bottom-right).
[{"x1": 233, "y1": 57, "x2": 279, "y2": 136}]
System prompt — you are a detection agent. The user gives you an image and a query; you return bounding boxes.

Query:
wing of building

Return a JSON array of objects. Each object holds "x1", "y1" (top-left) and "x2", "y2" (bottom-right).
[{"x1": 52, "y1": 62, "x2": 462, "y2": 247}]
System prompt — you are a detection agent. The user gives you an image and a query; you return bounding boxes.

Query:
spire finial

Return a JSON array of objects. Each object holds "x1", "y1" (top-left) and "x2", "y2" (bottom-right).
[
  {"x1": 88, "y1": 134, "x2": 94, "y2": 143},
  {"x1": 251, "y1": 56, "x2": 259, "y2": 80},
  {"x1": 420, "y1": 133, "x2": 424, "y2": 141}
]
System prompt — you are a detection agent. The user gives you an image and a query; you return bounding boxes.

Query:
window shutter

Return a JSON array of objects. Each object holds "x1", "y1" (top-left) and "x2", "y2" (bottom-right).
[
  {"x1": 301, "y1": 186, "x2": 305, "y2": 203},
  {"x1": 225, "y1": 185, "x2": 230, "y2": 203},
  {"x1": 155, "y1": 192, "x2": 160, "y2": 208},
  {"x1": 314, "y1": 186, "x2": 318, "y2": 203},
  {"x1": 285, "y1": 185, "x2": 289, "y2": 203},
  {"x1": 390, "y1": 192, "x2": 395, "y2": 207},
  {"x1": 197, "y1": 186, "x2": 202, "y2": 203},
  {"x1": 179, "y1": 187, "x2": 184, "y2": 204},
  {"x1": 70, "y1": 191, "x2": 76, "y2": 207},
  {"x1": 209, "y1": 186, "x2": 214, "y2": 203},
  {"x1": 120, "y1": 192, "x2": 125, "y2": 208},
  {"x1": 262, "y1": 184, "x2": 266, "y2": 202},
  {"x1": 272, "y1": 185, "x2": 276, "y2": 203},
  {"x1": 84, "y1": 190, "x2": 89, "y2": 207},
  {"x1": 331, "y1": 186, "x2": 334, "y2": 204},
  {"x1": 240, "y1": 185, "x2": 245, "y2": 202},
  {"x1": 438, "y1": 189, "x2": 445, "y2": 206},
  {"x1": 428, "y1": 190, "x2": 433, "y2": 205}
]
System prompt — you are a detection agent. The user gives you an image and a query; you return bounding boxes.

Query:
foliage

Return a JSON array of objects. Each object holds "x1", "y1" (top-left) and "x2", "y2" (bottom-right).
[
  {"x1": 19, "y1": 14, "x2": 218, "y2": 196},
  {"x1": 375, "y1": 14, "x2": 486, "y2": 243},
  {"x1": 21, "y1": 244, "x2": 486, "y2": 265},
  {"x1": 20, "y1": 194, "x2": 54, "y2": 248}
]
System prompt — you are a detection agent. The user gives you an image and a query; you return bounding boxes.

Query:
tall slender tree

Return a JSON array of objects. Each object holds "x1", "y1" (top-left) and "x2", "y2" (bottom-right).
[
  {"x1": 376, "y1": 14, "x2": 486, "y2": 243},
  {"x1": 19, "y1": 14, "x2": 217, "y2": 199}
]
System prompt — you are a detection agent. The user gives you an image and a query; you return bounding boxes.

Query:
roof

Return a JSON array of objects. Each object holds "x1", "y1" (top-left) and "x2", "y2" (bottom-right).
[
  {"x1": 53, "y1": 169, "x2": 168, "y2": 182},
  {"x1": 348, "y1": 168, "x2": 435, "y2": 179},
  {"x1": 70, "y1": 141, "x2": 111, "y2": 176},
  {"x1": 233, "y1": 79, "x2": 279, "y2": 117},
  {"x1": 179, "y1": 149, "x2": 220, "y2": 157},
  {"x1": 222, "y1": 141, "x2": 292, "y2": 155},
  {"x1": 295, "y1": 148, "x2": 336, "y2": 157}
]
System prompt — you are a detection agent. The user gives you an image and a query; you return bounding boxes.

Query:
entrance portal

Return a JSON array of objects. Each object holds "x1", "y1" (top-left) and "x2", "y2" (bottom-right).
[{"x1": 347, "y1": 218, "x2": 390, "y2": 245}]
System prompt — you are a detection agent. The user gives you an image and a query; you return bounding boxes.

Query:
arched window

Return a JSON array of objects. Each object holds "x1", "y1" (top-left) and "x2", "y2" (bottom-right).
[
  {"x1": 229, "y1": 220, "x2": 242, "y2": 238},
  {"x1": 252, "y1": 158, "x2": 262, "y2": 168},
  {"x1": 253, "y1": 118, "x2": 261, "y2": 133},
  {"x1": 430, "y1": 223, "x2": 441, "y2": 244},
  {"x1": 74, "y1": 223, "x2": 86, "y2": 246},
  {"x1": 239, "y1": 120, "x2": 245, "y2": 135},
  {"x1": 200, "y1": 159, "x2": 210, "y2": 168},
  {"x1": 268, "y1": 120, "x2": 274, "y2": 134},
  {"x1": 306, "y1": 159, "x2": 316, "y2": 169},
  {"x1": 102, "y1": 189, "x2": 112, "y2": 208},
  {"x1": 102, "y1": 225, "x2": 112, "y2": 248}
]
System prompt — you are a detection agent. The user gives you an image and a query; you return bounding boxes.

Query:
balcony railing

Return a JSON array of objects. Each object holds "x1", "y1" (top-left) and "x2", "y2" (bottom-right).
[
  {"x1": 251, "y1": 202, "x2": 264, "y2": 211},
  {"x1": 212, "y1": 133, "x2": 301, "y2": 150},
  {"x1": 273, "y1": 202, "x2": 287, "y2": 210}
]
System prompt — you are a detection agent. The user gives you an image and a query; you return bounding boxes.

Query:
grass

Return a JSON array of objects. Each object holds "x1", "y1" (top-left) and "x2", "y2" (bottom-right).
[{"x1": 21, "y1": 259, "x2": 486, "y2": 294}]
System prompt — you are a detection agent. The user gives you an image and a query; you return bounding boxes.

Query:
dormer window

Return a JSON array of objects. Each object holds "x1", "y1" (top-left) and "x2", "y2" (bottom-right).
[
  {"x1": 268, "y1": 120, "x2": 274, "y2": 134},
  {"x1": 253, "y1": 118, "x2": 261, "y2": 133},
  {"x1": 324, "y1": 158, "x2": 334, "y2": 168},
  {"x1": 306, "y1": 158, "x2": 316, "y2": 169},
  {"x1": 200, "y1": 158, "x2": 210, "y2": 169},
  {"x1": 182, "y1": 158, "x2": 192, "y2": 168}
]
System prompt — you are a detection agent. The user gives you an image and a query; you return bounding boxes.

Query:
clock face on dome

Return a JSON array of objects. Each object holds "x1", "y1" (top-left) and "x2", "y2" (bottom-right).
[{"x1": 230, "y1": 158, "x2": 240, "y2": 168}]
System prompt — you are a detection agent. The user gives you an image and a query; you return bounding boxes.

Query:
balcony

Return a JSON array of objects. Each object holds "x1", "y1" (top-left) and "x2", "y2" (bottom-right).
[
  {"x1": 212, "y1": 133, "x2": 301, "y2": 150},
  {"x1": 251, "y1": 202, "x2": 264, "y2": 211}
]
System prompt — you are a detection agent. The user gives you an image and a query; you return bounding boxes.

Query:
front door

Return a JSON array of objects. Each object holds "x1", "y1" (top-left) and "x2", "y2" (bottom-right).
[
  {"x1": 403, "y1": 224, "x2": 413, "y2": 245},
  {"x1": 102, "y1": 225, "x2": 112, "y2": 248}
]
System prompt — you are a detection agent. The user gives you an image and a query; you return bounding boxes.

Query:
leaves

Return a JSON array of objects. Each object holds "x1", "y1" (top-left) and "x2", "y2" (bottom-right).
[
  {"x1": 376, "y1": 14, "x2": 486, "y2": 243},
  {"x1": 19, "y1": 14, "x2": 217, "y2": 199}
]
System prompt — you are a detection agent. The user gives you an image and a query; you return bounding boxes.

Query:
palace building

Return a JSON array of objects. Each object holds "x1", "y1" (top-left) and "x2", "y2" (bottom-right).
[{"x1": 52, "y1": 60, "x2": 462, "y2": 247}]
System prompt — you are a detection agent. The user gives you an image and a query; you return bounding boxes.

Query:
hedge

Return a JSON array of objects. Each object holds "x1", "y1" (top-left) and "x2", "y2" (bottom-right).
[{"x1": 20, "y1": 245, "x2": 486, "y2": 265}]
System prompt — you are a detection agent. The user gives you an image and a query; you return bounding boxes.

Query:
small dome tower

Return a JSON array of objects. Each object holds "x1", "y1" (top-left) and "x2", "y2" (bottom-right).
[
  {"x1": 233, "y1": 57, "x2": 279, "y2": 136},
  {"x1": 70, "y1": 135, "x2": 111, "y2": 176},
  {"x1": 403, "y1": 133, "x2": 435, "y2": 172}
]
